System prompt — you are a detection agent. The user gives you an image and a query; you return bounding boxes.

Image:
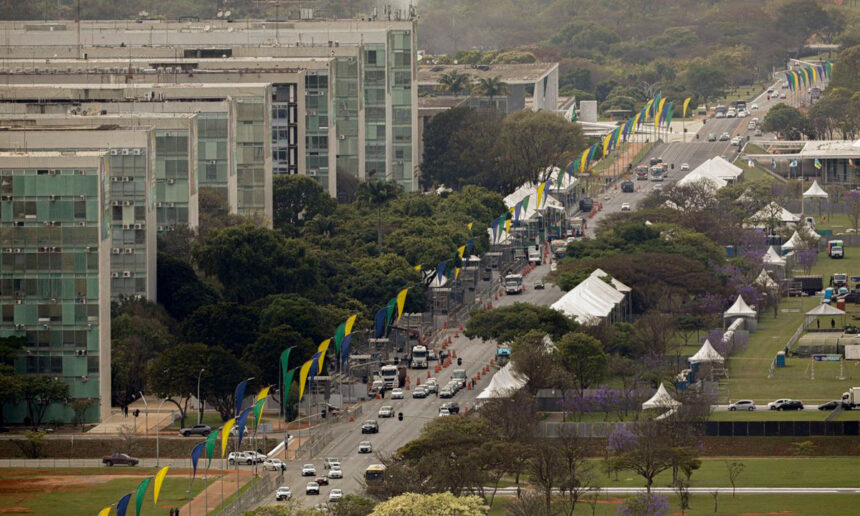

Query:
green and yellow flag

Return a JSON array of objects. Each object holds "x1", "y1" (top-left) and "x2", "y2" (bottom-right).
[
  {"x1": 316, "y1": 339, "x2": 331, "y2": 374},
  {"x1": 344, "y1": 314, "x2": 357, "y2": 335},
  {"x1": 98, "y1": 507, "x2": 112, "y2": 516}
]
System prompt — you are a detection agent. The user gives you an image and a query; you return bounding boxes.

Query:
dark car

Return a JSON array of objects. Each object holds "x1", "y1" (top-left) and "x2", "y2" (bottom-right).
[
  {"x1": 818, "y1": 400, "x2": 840, "y2": 411},
  {"x1": 179, "y1": 424, "x2": 212, "y2": 437},
  {"x1": 361, "y1": 420, "x2": 379, "y2": 434},
  {"x1": 102, "y1": 453, "x2": 139, "y2": 467},
  {"x1": 621, "y1": 180, "x2": 635, "y2": 193},
  {"x1": 779, "y1": 400, "x2": 804, "y2": 411},
  {"x1": 314, "y1": 476, "x2": 330, "y2": 486},
  {"x1": 441, "y1": 402, "x2": 460, "y2": 414}
]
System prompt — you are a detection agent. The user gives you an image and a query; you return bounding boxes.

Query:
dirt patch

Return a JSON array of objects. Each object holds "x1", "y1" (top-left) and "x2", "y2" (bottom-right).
[{"x1": 0, "y1": 506, "x2": 31, "y2": 514}]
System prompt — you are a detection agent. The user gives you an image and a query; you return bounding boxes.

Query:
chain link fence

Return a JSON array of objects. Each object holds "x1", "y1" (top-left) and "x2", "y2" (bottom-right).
[{"x1": 214, "y1": 472, "x2": 278, "y2": 516}]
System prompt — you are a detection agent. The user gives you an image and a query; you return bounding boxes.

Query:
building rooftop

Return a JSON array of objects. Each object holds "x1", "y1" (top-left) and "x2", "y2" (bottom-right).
[
  {"x1": 418, "y1": 96, "x2": 469, "y2": 110},
  {"x1": 801, "y1": 140, "x2": 860, "y2": 158},
  {"x1": 0, "y1": 150, "x2": 106, "y2": 158},
  {"x1": 418, "y1": 63, "x2": 558, "y2": 86}
]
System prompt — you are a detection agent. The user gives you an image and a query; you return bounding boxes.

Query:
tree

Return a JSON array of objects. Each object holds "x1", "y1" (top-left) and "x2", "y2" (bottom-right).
[
  {"x1": 273, "y1": 175, "x2": 337, "y2": 229},
  {"x1": 726, "y1": 461, "x2": 745, "y2": 497},
  {"x1": 202, "y1": 346, "x2": 260, "y2": 421},
  {"x1": 20, "y1": 376, "x2": 70, "y2": 429},
  {"x1": 0, "y1": 336, "x2": 25, "y2": 366},
  {"x1": 497, "y1": 110, "x2": 585, "y2": 187},
  {"x1": 530, "y1": 438, "x2": 565, "y2": 514},
  {"x1": 610, "y1": 421, "x2": 679, "y2": 494},
  {"x1": 775, "y1": 0, "x2": 833, "y2": 56},
  {"x1": 762, "y1": 103, "x2": 813, "y2": 141},
  {"x1": 558, "y1": 424, "x2": 597, "y2": 515},
  {"x1": 436, "y1": 70, "x2": 472, "y2": 96},
  {"x1": 147, "y1": 342, "x2": 207, "y2": 428},
  {"x1": 846, "y1": 190, "x2": 860, "y2": 232},
  {"x1": 684, "y1": 62, "x2": 726, "y2": 104},
  {"x1": 71, "y1": 398, "x2": 97, "y2": 431},
  {"x1": 466, "y1": 303, "x2": 578, "y2": 344},
  {"x1": 474, "y1": 76, "x2": 509, "y2": 101},
  {"x1": 198, "y1": 187, "x2": 246, "y2": 238},
  {"x1": 0, "y1": 367, "x2": 22, "y2": 425},
  {"x1": 156, "y1": 252, "x2": 221, "y2": 321},
  {"x1": 327, "y1": 494, "x2": 377, "y2": 516},
  {"x1": 510, "y1": 330, "x2": 568, "y2": 392},
  {"x1": 182, "y1": 303, "x2": 260, "y2": 357},
  {"x1": 242, "y1": 326, "x2": 314, "y2": 386},
  {"x1": 370, "y1": 492, "x2": 487, "y2": 516},
  {"x1": 355, "y1": 180, "x2": 402, "y2": 249},
  {"x1": 557, "y1": 332, "x2": 607, "y2": 396}
]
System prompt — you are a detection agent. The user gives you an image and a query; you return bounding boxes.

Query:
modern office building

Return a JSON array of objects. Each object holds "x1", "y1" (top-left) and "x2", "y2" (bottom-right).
[
  {"x1": 0, "y1": 17, "x2": 420, "y2": 196},
  {"x1": 0, "y1": 151, "x2": 112, "y2": 423},
  {"x1": 0, "y1": 127, "x2": 157, "y2": 301}
]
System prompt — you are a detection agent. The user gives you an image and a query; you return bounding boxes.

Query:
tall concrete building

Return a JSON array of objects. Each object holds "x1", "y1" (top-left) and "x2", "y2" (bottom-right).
[
  {"x1": 0, "y1": 17, "x2": 420, "y2": 197},
  {"x1": 0, "y1": 151, "x2": 112, "y2": 423}
]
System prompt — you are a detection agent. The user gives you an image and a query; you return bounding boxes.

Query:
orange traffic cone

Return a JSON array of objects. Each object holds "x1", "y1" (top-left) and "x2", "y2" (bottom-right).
[
  {"x1": 350, "y1": 413, "x2": 355, "y2": 422},
  {"x1": 459, "y1": 323, "x2": 464, "y2": 331},
  {"x1": 376, "y1": 393, "x2": 381, "y2": 400},
  {"x1": 416, "y1": 377, "x2": 421, "y2": 386},
  {"x1": 467, "y1": 381, "x2": 472, "y2": 390},
  {"x1": 455, "y1": 330, "x2": 459, "y2": 338},
  {"x1": 452, "y1": 350, "x2": 457, "y2": 358},
  {"x1": 405, "y1": 382, "x2": 410, "y2": 391},
  {"x1": 443, "y1": 321, "x2": 448, "y2": 330},
  {"x1": 427, "y1": 371, "x2": 431, "y2": 378}
]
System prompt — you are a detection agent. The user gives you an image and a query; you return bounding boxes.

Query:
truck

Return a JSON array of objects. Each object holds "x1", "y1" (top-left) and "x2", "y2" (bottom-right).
[
  {"x1": 841, "y1": 387, "x2": 860, "y2": 409},
  {"x1": 650, "y1": 166, "x2": 665, "y2": 181},
  {"x1": 579, "y1": 197, "x2": 594, "y2": 212},
  {"x1": 635, "y1": 165, "x2": 649, "y2": 180},
  {"x1": 496, "y1": 343, "x2": 511, "y2": 365},
  {"x1": 528, "y1": 245, "x2": 541, "y2": 265},
  {"x1": 792, "y1": 275, "x2": 824, "y2": 295},
  {"x1": 379, "y1": 365, "x2": 406, "y2": 389},
  {"x1": 410, "y1": 345, "x2": 428, "y2": 369},
  {"x1": 621, "y1": 180, "x2": 634, "y2": 192},
  {"x1": 504, "y1": 274, "x2": 524, "y2": 295},
  {"x1": 828, "y1": 240, "x2": 844, "y2": 259},
  {"x1": 831, "y1": 273, "x2": 848, "y2": 289}
]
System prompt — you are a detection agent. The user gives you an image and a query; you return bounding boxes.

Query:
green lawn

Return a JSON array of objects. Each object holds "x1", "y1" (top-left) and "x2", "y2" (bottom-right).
[{"x1": 0, "y1": 469, "x2": 214, "y2": 516}]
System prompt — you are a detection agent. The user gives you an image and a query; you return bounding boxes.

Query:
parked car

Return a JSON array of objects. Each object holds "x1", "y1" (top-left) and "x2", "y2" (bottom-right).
[
  {"x1": 441, "y1": 402, "x2": 460, "y2": 414},
  {"x1": 328, "y1": 468, "x2": 343, "y2": 479},
  {"x1": 314, "y1": 476, "x2": 330, "y2": 486},
  {"x1": 275, "y1": 486, "x2": 292, "y2": 501},
  {"x1": 439, "y1": 387, "x2": 454, "y2": 398},
  {"x1": 378, "y1": 405, "x2": 394, "y2": 418},
  {"x1": 263, "y1": 459, "x2": 287, "y2": 471},
  {"x1": 324, "y1": 457, "x2": 341, "y2": 469},
  {"x1": 358, "y1": 441, "x2": 373, "y2": 454},
  {"x1": 179, "y1": 424, "x2": 211, "y2": 437},
  {"x1": 102, "y1": 453, "x2": 139, "y2": 467},
  {"x1": 534, "y1": 280, "x2": 545, "y2": 290},
  {"x1": 229, "y1": 426, "x2": 249, "y2": 437},
  {"x1": 390, "y1": 388, "x2": 404, "y2": 400},
  {"x1": 246, "y1": 451, "x2": 267, "y2": 464},
  {"x1": 728, "y1": 400, "x2": 756, "y2": 411},
  {"x1": 329, "y1": 489, "x2": 343, "y2": 502},
  {"x1": 425, "y1": 381, "x2": 438, "y2": 394},
  {"x1": 302, "y1": 464, "x2": 317, "y2": 476},
  {"x1": 818, "y1": 400, "x2": 840, "y2": 410},
  {"x1": 361, "y1": 420, "x2": 379, "y2": 434},
  {"x1": 306, "y1": 482, "x2": 320, "y2": 495},
  {"x1": 680, "y1": 163, "x2": 690, "y2": 171},
  {"x1": 228, "y1": 452, "x2": 254, "y2": 465}
]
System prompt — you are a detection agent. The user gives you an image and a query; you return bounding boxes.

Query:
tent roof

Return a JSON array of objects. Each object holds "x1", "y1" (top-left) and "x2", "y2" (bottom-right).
[
  {"x1": 551, "y1": 273, "x2": 625, "y2": 325},
  {"x1": 763, "y1": 246, "x2": 787, "y2": 266},
  {"x1": 755, "y1": 269, "x2": 779, "y2": 290},
  {"x1": 803, "y1": 180, "x2": 829, "y2": 199},
  {"x1": 782, "y1": 231, "x2": 805, "y2": 252},
  {"x1": 806, "y1": 303, "x2": 846, "y2": 316},
  {"x1": 748, "y1": 202, "x2": 801, "y2": 226},
  {"x1": 676, "y1": 169, "x2": 727, "y2": 190},
  {"x1": 475, "y1": 362, "x2": 529, "y2": 400},
  {"x1": 694, "y1": 156, "x2": 743, "y2": 180},
  {"x1": 725, "y1": 294, "x2": 757, "y2": 318},
  {"x1": 591, "y1": 268, "x2": 632, "y2": 292},
  {"x1": 689, "y1": 339, "x2": 725, "y2": 364},
  {"x1": 642, "y1": 383, "x2": 681, "y2": 410},
  {"x1": 504, "y1": 178, "x2": 564, "y2": 222}
]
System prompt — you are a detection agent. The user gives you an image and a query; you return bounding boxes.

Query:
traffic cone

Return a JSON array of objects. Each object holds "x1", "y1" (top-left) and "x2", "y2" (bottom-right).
[
  {"x1": 443, "y1": 321, "x2": 447, "y2": 330},
  {"x1": 452, "y1": 350, "x2": 457, "y2": 358},
  {"x1": 455, "y1": 330, "x2": 459, "y2": 338},
  {"x1": 467, "y1": 381, "x2": 472, "y2": 390},
  {"x1": 416, "y1": 377, "x2": 421, "y2": 386},
  {"x1": 405, "y1": 381, "x2": 410, "y2": 391},
  {"x1": 350, "y1": 413, "x2": 355, "y2": 422},
  {"x1": 376, "y1": 393, "x2": 381, "y2": 400},
  {"x1": 427, "y1": 371, "x2": 431, "y2": 378}
]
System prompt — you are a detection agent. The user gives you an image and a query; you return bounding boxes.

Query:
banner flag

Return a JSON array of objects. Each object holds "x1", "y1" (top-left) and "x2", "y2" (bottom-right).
[{"x1": 153, "y1": 466, "x2": 170, "y2": 505}]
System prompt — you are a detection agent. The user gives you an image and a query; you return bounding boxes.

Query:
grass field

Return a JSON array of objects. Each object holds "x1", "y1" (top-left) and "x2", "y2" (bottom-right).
[{"x1": 0, "y1": 468, "x2": 214, "y2": 516}]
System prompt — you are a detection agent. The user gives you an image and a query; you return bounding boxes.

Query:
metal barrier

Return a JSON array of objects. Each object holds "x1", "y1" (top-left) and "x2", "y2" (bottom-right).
[{"x1": 214, "y1": 472, "x2": 278, "y2": 516}]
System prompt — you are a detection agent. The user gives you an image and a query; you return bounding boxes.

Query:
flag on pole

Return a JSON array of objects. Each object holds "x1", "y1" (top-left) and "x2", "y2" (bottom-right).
[
  {"x1": 190, "y1": 442, "x2": 206, "y2": 480},
  {"x1": 395, "y1": 288, "x2": 408, "y2": 321},
  {"x1": 204, "y1": 426, "x2": 219, "y2": 467},
  {"x1": 135, "y1": 477, "x2": 152, "y2": 516},
  {"x1": 280, "y1": 347, "x2": 292, "y2": 406},
  {"x1": 340, "y1": 334, "x2": 352, "y2": 365},
  {"x1": 791, "y1": 159, "x2": 798, "y2": 168},
  {"x1": 298, "y1": 359, "x2": 314, "y2": 401},
  {"x1": 253, "y1": 398, "x2": 266, "y2": 428},
  {"x1": 536, "y1": 181, "x2": 546, "y2": 207},
  {"x1": 99, "y1": 507, "x2": 112, "y2": 516},
  {"x1": 234, "y1": 379, "x2": 249, "y2": 418},
  {"x1": 466, "y1": 222, "x2": 473, "y2": 232},
  {"x1": 664, "y1": 102, "x2": 674, "y2": 128},
  {"x1": 153, "y1": 466, "x2": 170, "y2": 505},
  {"x1": 220, "y1": 418, "x2": 235, "y2": 457},
  {"x1": 682, "y1": 97, "x2": 692, "y2": 118},
  {"x1": 814, "y1": 158, "x2": 822, "y2": 170},
  {"x1": 235, "y1": 407, "x2": 252, "y2": 448},
  {"x1": 116, "y1": 493, "x2": 132, "y2": 516}
]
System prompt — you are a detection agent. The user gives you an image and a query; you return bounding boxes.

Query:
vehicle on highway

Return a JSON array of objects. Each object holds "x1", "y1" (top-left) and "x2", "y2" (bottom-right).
[
  {"x1": 328, "y1": 468, "x2": 343, "y2": 479},
  {"x1": 680, "y1": 163, "x2": 690, "y2": 171},
  {"x1": 714, "y1": 105, "x2": 727, "y2": 117},
  {"x1": 731, "y1": 136, "x2": 742, "y2": 146},
  {"x1": 439, "y1": 387, "x2": 454, "y2": 398},
  {"x1": 719, "y1": 132, "x2": 731, "y2": 141},
  {"x1": 369, "y1": 379, "x2": 384, "y2": 396},
  {"x1": 361, "y1": 420, "x2": 380, "y2": 434},
  {"x1": 715, "y1": 111, "x2": 726, "y2": 119},
  {"x1": 179, "y1": 424, "x2": 211, "y2": 437},
  {"x1": 621, "y1": 180, "x2": 635, "y2": 192},
  {"x1": 358, "y1": 441, "x2": 373, "y2": 454},
  {"x1": 306, "y1": 482, "x2": 320, "y2": 495},
  {"x1": 452, "y1": 369, "x2": 468, "y2": 388},
  {"x1": 365, "y1": 464, "x2": 386, "y2": 485},
  {"x1": 754, "y1": 128, "x2": 762, "y2": 136},
  {"x1": 302, "y1": 464, "x2": 317, "y2": 476},
  {"x1": 410, "y1": 344, "x2": 428, "y2": 369},
  {"x1": 707, "y1": 133, "x2": 716, "y2": 141},
  {"x1": 228, "y1": 452, "x2": 255, "y2": 466},
  {"x1": 314, "y1": 476, "x2": 329, "y2": 486},
  {"x1": 412, "y1": 386, "x2": 428, "y2": 398},
  {"x1": 438, "y1": 408, "x2": 451, "y2": 417},
  {"x1": 446, "y1": 380, "x2": 461, "y2": 393},
  {"x1": 379, "y1": 364, "x2": 402, "y2": 389},
  {"x1": 738, "y1": 109, "x2": 748, "y2": 118},
  {"x1": 726, "y1": 109, "x2": 737, "y2": 118},
  {"x1": 653, "y1": 183, "x2": 663, "y2": 191},
  {"x1": 442, "y1": 402, "x2": 460, "y2": 414},
  {"x1": 750, "y1": 103, "x2": 759, "y2": 111},
  {"x1": 325, "y1": 458, "x2": 341, "y2": 469},
  {"x1": 650, "y1": 166, "x2": 665, "y2": 181},
  {"x1": 425, "y1": 381, "x2": 438, "y2": 394},
  {"x1": 767, "y1": 87, "x2": 774, "y2": 94},
  {"x1": 768, "y1": 399, "x2": 804, "y2": 410},
  {"x1": 390, "y1": 388, "x2": 404, "y2": 400},
  {"x1": 504, "y1": 273, "x2": 524, "y2": 295},
  {"x1": 263, "y1": 459, "x2": 287, "y2": 471},
  {"x1": 779, "y1": 92, "x2": 787, "y2": 99},
  {"x1": 102, "y1": 453, "x2": 139, "y2": 467},
  {"x1": 728, "y1": 400, "x2": 756, "y2": 411},
  {"x1": 378, "y1": 405, "x2": 394, "y2": 418},
  {"x1": 534, "y1": 279, "x2": 545, "y2": 290},
  {"x1": 635, "y1": 165, "x2": 649, "y2": 180},
  {"x1": 621, "y1": 203, "x2": 631, "y2": 212},
  {"x1": 579, "y1": 197, "x2": 594, "y2": 212},
  {"x1": 329, "y1": 489, "x2": 343, "y2": 502},
  {"x1": 841, "y1": 387, "x2": 860, "y2": 409},
  {"x1": 276, "y1": 486, "x2": 292, "y2": 501},
  {"x1": 246, "y1": 451, "x2": 267, "y2": 464},
  {"x1": 819, "y1": 400, "x2": 840, "y2": 411},
  {"x1": 551, "y1": 262, "x2": 557, "y2": 272}
]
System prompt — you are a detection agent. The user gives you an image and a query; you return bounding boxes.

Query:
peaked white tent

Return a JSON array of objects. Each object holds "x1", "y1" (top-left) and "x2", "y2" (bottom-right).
[
  {"x1": 551, "y1": 273, "x2": 626, "y2": 325},
  {"x1": 676, "y1": 170, "x2": 728, "y2": 190},
  {"x1": 747, "y1": 202, "x2": 801, "y2": 228},
  {"x1": 763, "y1": 246, "x2": 787, "y2": 267},
  {"x1": 806, "y1": 303, "x2": 845, "y2": 316},
  {"x1": 591, "y1": 268, "x2": 632, "y2": 293},
  {"x1": 689, "y1": 339, "x2": 725, "y2": 364},
  {"x1": 781, "y1": 231, "x2": 807, "y2": 252},
  {"x1": 476, "y1": 362, "x2": 528, "y2": 400},
  {"x1": 693, "y1": 157, "x2": 744, "y2": 183},
  {"x1": 803, "y1": 180, "x2": 829, "y2": 199},
  {"x1": 724, "y1": 294, "x2": 756, "y2": 320},
  {"x1": 755, "y1": 269, "x2": 779, "y2": 290},
  {"x1": 642, "y1": 383, "x2": 681, "y2": 410}
]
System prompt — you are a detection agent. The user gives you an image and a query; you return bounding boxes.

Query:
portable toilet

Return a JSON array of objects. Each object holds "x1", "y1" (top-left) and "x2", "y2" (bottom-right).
[{"x1": 776, "y1": 351, "x2": 786, "y2": 367}]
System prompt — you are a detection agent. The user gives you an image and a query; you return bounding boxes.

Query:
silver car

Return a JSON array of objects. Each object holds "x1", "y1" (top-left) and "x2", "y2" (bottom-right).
[{"x1": 728, "y1": 400, "x2": 756, "y2": 411}]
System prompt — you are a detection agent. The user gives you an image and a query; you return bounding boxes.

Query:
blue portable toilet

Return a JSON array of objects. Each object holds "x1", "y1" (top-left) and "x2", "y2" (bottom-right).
[{"x1": 776, "y1": 351, "x2": 786, "y2": 367}]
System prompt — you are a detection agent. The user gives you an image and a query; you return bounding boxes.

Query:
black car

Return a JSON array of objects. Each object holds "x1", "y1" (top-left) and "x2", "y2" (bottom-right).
[
  {"x1": 361, "y1": 420, "x2": 379, "y2": 434},
  {"x1": 818, "y1": 400, "x2": 840, "y2": 411},
  {"x1": 620, "y1": 180, "x2": 634, "y2": 193},
  {"x1": 779, "y1": 400, "x2": 804, "y2": 411},
  {"x1": 441, "y1": 402, "x2": 460, "y2": 414}
]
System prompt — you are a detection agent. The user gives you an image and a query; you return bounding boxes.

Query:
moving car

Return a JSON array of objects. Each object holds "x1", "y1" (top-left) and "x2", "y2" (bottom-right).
[
  {"x1": 425, "y1": 381, "x2": 438, "y2": 394},
  {"x1": 324, "y1": 457, "x2": 341, "y2": 469},
  {"x1": 441, "y1": 402, "x2": 460, "y2": 414},
  {"x1": 726, "y1": 109, "x2": 737, "y2": 118},
  {"x1": 779, "y1": 92, "x2": 787, "y2": 99},
  {"x1": 728, "y1": 400, "x2": 756, "y2": 411},
  {"x1": 263, "y1": 459, "x2": 286, "y2": 471},
  {"x1": 390, "y1": 388, "x2": 404, "y2": 400},
  {"x1": 653, "y1": 183, "x2": 663, "y2": 191},
  {"x1": 621, "y1": 203, "x2": 631, "y2": 212},
  {"x1": 731, "y1": 136, "x2": 742, "y2": 146},
  {"x1": 276, "y1": 486, "x2": 292, "y2": 501},
  {"x1": 302, "y1": 464, "x2": 317, "y2": 476},
  {"x1": 328, "y1": 468, "x2": 343, "y2": 479},
  {"x1": 358, "y1": 441, "x2": 373, "y2": 454},
  {"x1": 361, "y1": 420, "x2": 380, "y2": 434},
  {"x1": 412, "y1": 387, "x2": 428, "y2": 398},
  {"x1": 228, "y1": 452, "x2": 254, "y2": 465},
  {"x1": 179, "y1": 424, "x2": 212, "y2": 437},
  {"x1": 102, "y1": 453, "x2": 139, "y2": 467},
  {"x1": 768, "y1": 399, "x2": 804, "y2": 411},
  {"x1": 534, "y1": 280, "x2": 545, "y2": 290},
  {"x1": 819, "y1": 400, "x2": 840, "y2": 411},
  {"x1": 680, "y1": 163, "x2": 690, "y2": 171},
  {"x1": 314, "y1": 476, "x2": 329, "y2": 486},
  {"x1": 246, "y1": 451, "x2": 267, "y2": 464},
  {"x1": 378, "y1": 405, "x2": 394, "y2": 418},
  {"x1": 439, "y1": 387, "x2": 454, "y2": 398},
  {"x1": 719, "y1": 132, "x2": 731, "y2": 141},
  {"x1": 438, "y1": 408, "x2": 451, "y2": 417},
  {"x1": 306, "y1": 482, "x2": 320, "y2": 495},
  {"x1": 750, "y1": 103, "x2": 759, "y2": 111},
  {"x1": 329, "y1": 489, "x2": 343, "y2": 502},
  {"x1": 707, "y1": 133, "x2": 717, "y2": 141},
  {"x1": 715, "y1": 112, "x2": 726, "y2": 119}
]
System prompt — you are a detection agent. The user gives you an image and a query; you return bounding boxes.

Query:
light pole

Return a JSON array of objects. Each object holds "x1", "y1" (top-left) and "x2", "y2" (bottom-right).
[
  {"x1": 155, "y1": 396, "x2": 170, "y2": 467},
  {"x1": 197, "y1": 368, "x2": 206, "y2": 425},
  {"x1": 138, "y1": 391, "x2": 148, "y2": 436}
]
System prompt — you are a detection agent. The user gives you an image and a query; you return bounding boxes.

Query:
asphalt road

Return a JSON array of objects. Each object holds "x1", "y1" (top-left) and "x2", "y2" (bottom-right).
[{"x1": 254, "y1": 264, "x2": 564, "y2": 508}]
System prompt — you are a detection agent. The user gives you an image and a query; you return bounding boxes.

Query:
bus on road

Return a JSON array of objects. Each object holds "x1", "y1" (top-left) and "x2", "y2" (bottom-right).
[{"x1": 365, "y1": 464, "x2": 386, "y2": 485}]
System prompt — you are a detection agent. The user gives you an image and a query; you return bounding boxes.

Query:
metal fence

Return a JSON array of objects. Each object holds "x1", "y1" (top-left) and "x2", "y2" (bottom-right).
[
  {"x1": 214, "y1": 472, "x2": 278, "y2": 516},
  {"x1": 704, "y1": 420, "x2": 860, "y2": 437}
]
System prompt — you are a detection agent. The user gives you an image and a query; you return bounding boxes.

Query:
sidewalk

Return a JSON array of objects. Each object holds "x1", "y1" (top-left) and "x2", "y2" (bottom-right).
[{"x1": 179, "y1": 469, "x2": 254, "y2": 516}]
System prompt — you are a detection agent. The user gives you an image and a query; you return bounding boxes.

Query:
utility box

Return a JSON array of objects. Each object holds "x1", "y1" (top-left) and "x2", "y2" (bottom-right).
[{"x1": 776, "y1": 351, "x2": 786, "y2": 367}]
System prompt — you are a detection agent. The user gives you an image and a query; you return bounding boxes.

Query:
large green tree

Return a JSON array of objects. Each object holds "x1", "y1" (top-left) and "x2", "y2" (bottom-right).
[
  {"x1": 355, "y1": 180, "x2": 403, "y2": 249},
  {"x1": 182, "y1": 303, "x2": 260, "y2": 357},
  {"x1": 272, "y1": 175, "x2": 337, "y2": 229},
  {"x1": 20, "y1": 376, "x2": 70, "y2": 429},
  {"x1": 466, "y1": 303, "x2": 578, "y2": 344},
  {"x1": 557, "y1": 332, "x2": 608, "y2": 396},
  {"x1": 762, "y1": 103, "x2": 813, "y2": 141}
]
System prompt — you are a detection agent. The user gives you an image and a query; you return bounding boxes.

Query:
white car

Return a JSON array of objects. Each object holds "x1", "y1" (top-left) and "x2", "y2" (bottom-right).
[
  {"x1": 328, "y1": 468, "x2": 343, "y2": 479},
  {"x1": 276, "y1": 486, "x2": 292, "y2": 501},
  {"x1": 550, "y1": 262, "x2": 557, "y2": 272},
  {"x1": 227, "y1": 452, "x2": 254, "y2": 465},
  {"x1": 358, "y1": 441, "x2": 373, "y2": 454},
  {"x1": 246, "y1": 451, "x2": 266, "y2": 463},
  {"x1": 329, "y1": 489, "x2": 343, "y2": 502},
  {"x1": 302, "y1": 464, "x2": 316, "y2": 476},
  {"x1": 438, "y1": 408, "x2": 451, "y2": 417},
  {"x1": 263, "y1": 459, "x2": 286, "y2": 471},
  {"x1": 729, "y1": 400, "x2": 756, "y2": 411},
  {"x1": 378, "y1": 405, "x2": 394, "y2": 418},
  {"x1": 680, "y1": 163, "x2": 690, "y2": 171},
  {"x1": 390, "y1": 388, "x2": 404, "y2": 399},
  {"x1": 306, "y1": 481, "x2": 320, "y2": 495},
  {"x1": 425, "y1": 382, "x2": 438, "y2": 394},
  {"x1": 653, "y1": 183, "x2": 663, "y2": 191},
  {"x1": 621, "y1": 203, "x2": 631, "y2": 212},
  {"x1": 750, "y1": 103, "x2": 759, "y2": 111},
  {"x1": 229, "y1": 426, "x2": 249, "y2": 437}
]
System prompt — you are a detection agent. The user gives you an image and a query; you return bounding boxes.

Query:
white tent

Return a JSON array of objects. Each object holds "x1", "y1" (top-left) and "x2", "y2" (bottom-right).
[
  {"x1": 551, "y1": 274, "x2": 625, "y2": 325},
  {"x1": 806, "y1": 303, "x2": 845, "y2": 316},
  {"x1": 803, "y1": 180, "x2": 829, "y2": 199},
  {"x1": 781, "y1": 231, "x2": 807, "y2": 252},
  {"x1": 676, "y1": 170, "x2": 727, "y2": 190},
  {"x1": 763, "y1": 246, "x2": 787, "y2": 267},
  {"x1": 692, "y1": 157, "x2": 744, "y2": 183},
  {"x1": 689, "y1": 339, "x2": 725, "y2": 364},
  {"x1": 747, "y1": 202, "x2": 800, "y2": 228},
  {"x1": 642, "y1": 383, "x2": 681, "y2": 410},
  {"x1": 476, "y1": 362, "x2": 528, "y2": 400},
  {"x1": 504, "y1": 180, "x2": 565, "y2": 223},
  {"x1": 755, "y1": 269, "x2": 779, "y2": 290},
  {"x1": 591, "y1": 268, "x2": 632, "y2": 293},
  {"x1": 724, "y1": 294, "x2": 756, "y2": 319}
]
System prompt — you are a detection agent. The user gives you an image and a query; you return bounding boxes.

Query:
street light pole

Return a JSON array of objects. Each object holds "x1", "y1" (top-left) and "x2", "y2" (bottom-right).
[
  {"x1": 197, "y1": 368, "x2": 206, "y2": 425},
  {"x1": 138, "y1": 391, "x2": 148, "y2": 436},
  {"x1": 155, "y1": 396, "x2": 170, "y2": 467}
]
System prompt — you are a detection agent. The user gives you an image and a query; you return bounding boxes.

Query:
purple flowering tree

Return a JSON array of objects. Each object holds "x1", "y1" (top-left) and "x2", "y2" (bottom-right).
[
  {"x1": 617, "y1": 494, "x2": 670, "y2": 516},
  {"x1": 737, "y1": 228, "x2": 768, "y2": 268},
  {"x1": 795, "y1": 248, "x2": 818, "y2": 273}
]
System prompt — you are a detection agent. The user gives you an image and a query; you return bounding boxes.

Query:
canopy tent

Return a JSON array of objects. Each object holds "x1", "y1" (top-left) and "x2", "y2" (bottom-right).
[
  {"x1": 755, "y1": 269, "x2": 779, "y2": 290},
  {"x1": 504, "y1": 179, "x2": 565, "y2": 222},
  {"x1": 689, "y1": 339, "x2": 725, "y2": 364},
  {"x1": 475, "y1": 362, "x2": 528, "y2": 400},
  {"x1": 803, "y1": 180, "x2": 829, "y2": 199},
  {"x1": 590, "y1": 268, "x2": 632, "y2": 293},
  {"x1": 676, "y1": 170, "x2": 727, "y2": 190},
  {"x1": 806, "y1": 303, "x2": 845, "y2": 316},
  {"x1": 551, "y1": 273, "x2": 626, "y2": 325},
  {"x1": 763, "y1": 246, "x2": 787, "y2": 267},
  {"x1": 747, "y1": 202, "x2": 801, "y2": 229},
  {"x1": 693, "y1": 157, "x2": 744, "y2": 183},
  {"x1": 781, "y1": 231, "x2": 807, "y2": 252},
  {"x1": 642, "y1": 383, "x2": 681, "y2": 410},
  {"x1": 724, "y1": 294, "x2": 757, "y2": 319}
]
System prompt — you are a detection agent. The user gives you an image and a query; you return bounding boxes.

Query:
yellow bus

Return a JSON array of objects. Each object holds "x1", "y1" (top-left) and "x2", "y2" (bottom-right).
[{"x1": 365, "y1": 464, "x2": 386, "y2": 484}]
